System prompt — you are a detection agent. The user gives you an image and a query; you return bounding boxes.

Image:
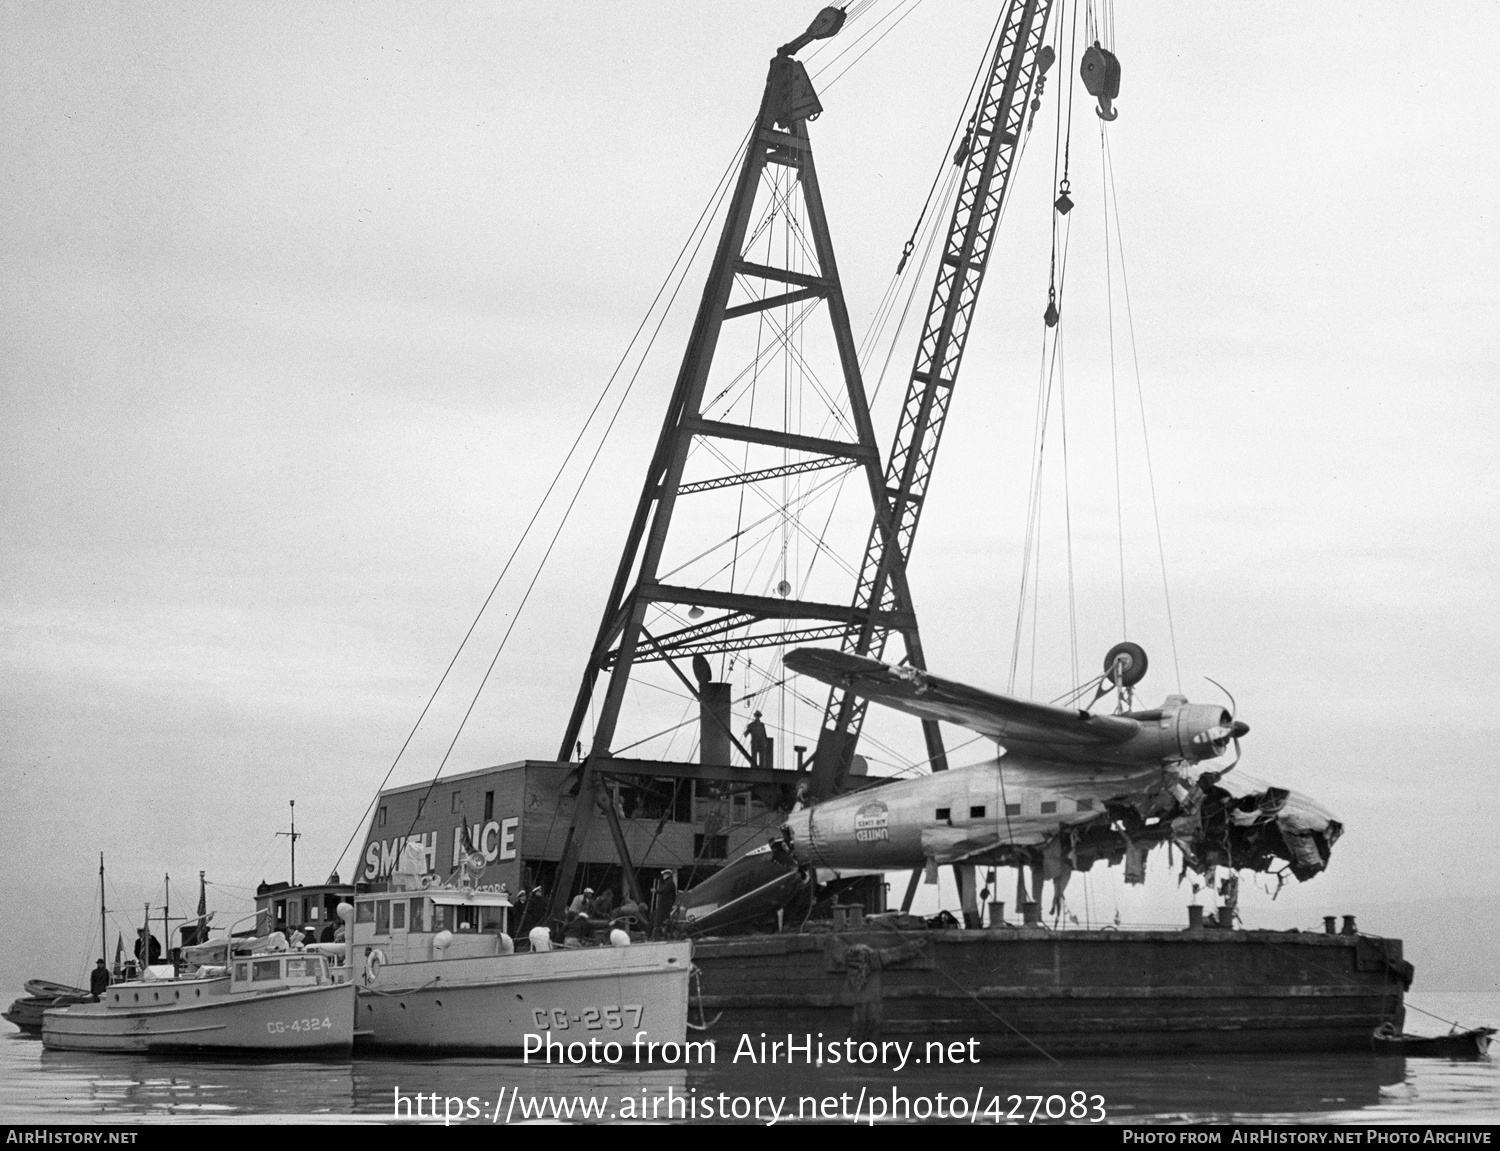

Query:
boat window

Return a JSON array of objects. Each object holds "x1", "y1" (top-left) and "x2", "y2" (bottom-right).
[
  {"x1": 456, "y1": 906, "x2": 480, "y2": 932},
  {"x1": 409, "y1": 899, "x2": 426, "y2": 933},
  {"x1": 288, "y1": 898, "x2": 303, "y2": 927},
  {"x1": 480, "y1": 906, "x2": 507, "y2": 932},
  {"x1": 392, "y1": 901, "x2": 407, "y2": 930},
  {"x1": 252, "y1": 959, "x2": 281, "y2": 982},
  {"x1": 436, "y1": 904, "x2": 456, "y2": 934},
  {"x1": 375, "y1": 900, "x2": 390, "y2": 935},
  {"x1": 286, "y1": 958, "x2": 309, "y2": 979},
  {"x1": 356, "y1": 901, "x2": 375, "y2": 924},
  {"x1": 235, "y1": 963, "x2": 248, "y2": 982}
]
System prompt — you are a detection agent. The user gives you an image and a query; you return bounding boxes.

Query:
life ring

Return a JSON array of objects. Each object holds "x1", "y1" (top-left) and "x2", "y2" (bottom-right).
[{"x1": 364, "y1": 949, "x2": 386, "y2": 986}]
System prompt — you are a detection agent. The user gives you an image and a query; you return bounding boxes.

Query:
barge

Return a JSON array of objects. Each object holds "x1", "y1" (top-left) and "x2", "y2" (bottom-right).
[{"x1": 692, "y1": 922, "x2": 1411, "y2": 1056}]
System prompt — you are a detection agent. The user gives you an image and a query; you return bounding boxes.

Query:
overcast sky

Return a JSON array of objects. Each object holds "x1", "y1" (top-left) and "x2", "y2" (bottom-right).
[{"x1": 4, "y1": 2, "x2": 1497, "y2": 991}]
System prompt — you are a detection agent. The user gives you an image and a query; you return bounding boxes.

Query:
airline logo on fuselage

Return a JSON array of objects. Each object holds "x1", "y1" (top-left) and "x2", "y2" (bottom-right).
[{"x1": 854, "y1": 802, "x2": 889, "y2": 843}]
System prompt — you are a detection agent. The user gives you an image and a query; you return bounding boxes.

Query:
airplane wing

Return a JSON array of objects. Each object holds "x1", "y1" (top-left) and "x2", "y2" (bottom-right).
[{"x1": 784, "y1": 648, "x2": 1140, "y2": 748}]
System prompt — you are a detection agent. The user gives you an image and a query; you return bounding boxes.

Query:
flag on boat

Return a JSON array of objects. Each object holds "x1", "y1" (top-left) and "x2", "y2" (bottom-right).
[{"x1": 459, "y1": 816, "x2": 486, "y2": 873}]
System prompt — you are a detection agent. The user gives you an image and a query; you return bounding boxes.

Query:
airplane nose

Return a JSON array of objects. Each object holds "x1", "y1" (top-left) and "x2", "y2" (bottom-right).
[{"x1": 1230, "y1": 721, "x2": 1250, "y2": 738}]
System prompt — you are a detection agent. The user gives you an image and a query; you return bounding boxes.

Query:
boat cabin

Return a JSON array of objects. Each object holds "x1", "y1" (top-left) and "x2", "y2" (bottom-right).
[
  {"x1": 350, "y1": 886, "x2": 512, "y2": 963},
  {"x1": 102, "y1": 949, "x2": 337, "y2": 1008},
  {"x1": 255, "y1": 877, "x2": 357, "y2": 942}
]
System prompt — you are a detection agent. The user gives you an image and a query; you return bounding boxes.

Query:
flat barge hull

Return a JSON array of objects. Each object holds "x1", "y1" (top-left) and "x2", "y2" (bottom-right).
[{"x1": 692, "y1": 928, "x2": 1408, "y2": 1057}]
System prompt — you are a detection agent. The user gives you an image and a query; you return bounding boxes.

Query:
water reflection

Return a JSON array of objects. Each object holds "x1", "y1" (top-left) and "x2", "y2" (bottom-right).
[{"x1": 4, "y1": 1031, "x2": 1494, "y2": 1124}]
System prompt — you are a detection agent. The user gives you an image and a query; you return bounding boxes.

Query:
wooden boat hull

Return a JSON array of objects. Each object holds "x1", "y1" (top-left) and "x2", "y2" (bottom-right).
[
  {"x1": 691, "y1": 926, "x2": 1410, "y2": 1057},
  {"x1": 355, "y1": 941, "x2": 691, "y2": 1052},
  {"x1": 41, "y1": 980, "x2": 355, "y2": 1054},
  {"x1": 5, "y1": 995, "x2": 91, "y2": 1033},
  {"x1": 1372, "y1": 1027, "x2": 1494, "y2": 1059}
]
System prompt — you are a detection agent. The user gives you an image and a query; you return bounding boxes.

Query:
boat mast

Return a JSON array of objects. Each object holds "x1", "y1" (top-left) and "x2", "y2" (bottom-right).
[
  {"x1": 807, "y1": 0, "x2": 1057, "y2": 799},
  {"x1": 277, "y1": 799, "x2": 300, "y2": 886},
  {"x1": 98, "y1": 853, "x2": 106, "y2": 964},
  {"x1": 196, "y1": 870, "x2": 207, "y2": 940}
]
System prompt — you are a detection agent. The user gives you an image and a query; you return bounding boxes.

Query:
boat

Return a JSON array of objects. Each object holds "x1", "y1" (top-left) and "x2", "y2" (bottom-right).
[
  {"x1": 7, "y1": 855, "x2": 120, "y2": 1034},
  {"x1": 345, "y1": 852, "x2": 690, "y2": 1053},
  {"x1": 3, "y1": 983, "x2": 92, "y2": 1034},
  {"x1": 41, "y1": 915, "x2": 355, "y2": 1055},
  {"x1": 1372, "y1": 1022, "x2": 1496, "y2": 1060}
]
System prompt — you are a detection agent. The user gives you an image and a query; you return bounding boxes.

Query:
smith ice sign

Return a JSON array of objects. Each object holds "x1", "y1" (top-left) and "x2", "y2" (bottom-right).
[{"x1": 363, "y1": 819, "x2": 518, "y2": 881}]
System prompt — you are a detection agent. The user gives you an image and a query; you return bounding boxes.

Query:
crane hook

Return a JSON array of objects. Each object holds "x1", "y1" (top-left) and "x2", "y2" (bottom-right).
[{"x1": 1080, "y1": 41, "x2": 1121, "y2": 122}]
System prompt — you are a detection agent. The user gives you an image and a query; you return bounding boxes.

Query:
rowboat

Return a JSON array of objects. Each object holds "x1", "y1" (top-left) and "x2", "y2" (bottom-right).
[{"x1": 1371, "y1": 1021, "x2": 1495, "y2": 1060}]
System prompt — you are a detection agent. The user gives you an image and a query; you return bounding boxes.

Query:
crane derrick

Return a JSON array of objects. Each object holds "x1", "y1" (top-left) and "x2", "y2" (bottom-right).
[
  {"x1": 807, "y1": 0, "x2": 1057, "y2": 799},
  {"x1": 546, "y1": 13, "x2": 907, "y2": 918}
]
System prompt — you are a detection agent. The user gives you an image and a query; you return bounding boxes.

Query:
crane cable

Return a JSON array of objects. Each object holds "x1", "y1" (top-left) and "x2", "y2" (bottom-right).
[
  {"x1": 332, "y1": 122, "x2": 753, "y2": 877},
  {"x1": 1008, "y1": 0, "x2": 1080, "y2": 695},
  {"x1": 1101, "y1": 126, "x2": 1183, "y2": 693}
]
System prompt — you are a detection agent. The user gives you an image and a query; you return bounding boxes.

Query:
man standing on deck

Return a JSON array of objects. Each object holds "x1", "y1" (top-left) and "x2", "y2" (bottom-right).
[
  {"x1": 744, "y1": 711, "x2": 770, "y2": 770},
  {"x1": 89, "y1": 959, "x2": 109, "y2": 1001}
]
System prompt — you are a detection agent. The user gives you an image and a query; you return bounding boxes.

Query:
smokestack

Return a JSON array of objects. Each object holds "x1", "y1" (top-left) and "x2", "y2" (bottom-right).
[{"x1": 693, "y1": 655, "x2": 732, "y2": 766}]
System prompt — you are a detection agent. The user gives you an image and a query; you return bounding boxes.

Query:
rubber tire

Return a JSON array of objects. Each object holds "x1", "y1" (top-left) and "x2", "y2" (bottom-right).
[{"x1": 1102, "y1": 641, "x2": 1149, "y2": 686}]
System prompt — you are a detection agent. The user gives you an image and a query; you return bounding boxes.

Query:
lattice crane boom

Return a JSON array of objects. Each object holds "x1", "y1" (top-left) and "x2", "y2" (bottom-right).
[{"x1": 807, "y1": 0, "x2": 1057, "y2": 798}]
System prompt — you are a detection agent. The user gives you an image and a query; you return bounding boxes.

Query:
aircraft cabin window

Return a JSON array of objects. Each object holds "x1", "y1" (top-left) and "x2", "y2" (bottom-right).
[
  {"x1": 1077, "y1": 798, "x2": 1094, "y2": 811},
  {"x1": 970, "y1": 805, "x2": 985, "y2": 818},
  {"x1": 934, "y1": 807, "x2": 951, "y2": 822},
  {"x1": 1040, "y1": 801, "x2": 1057, "y2": 814},
  {"x1": 1005, "y1": 803, "x2": 1021, "y2": 816}
]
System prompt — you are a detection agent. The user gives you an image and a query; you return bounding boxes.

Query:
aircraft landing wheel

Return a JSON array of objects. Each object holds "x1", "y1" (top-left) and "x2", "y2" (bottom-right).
[{"x1": 1103, "y1": 642, "x2": 1148, "y2": 686}]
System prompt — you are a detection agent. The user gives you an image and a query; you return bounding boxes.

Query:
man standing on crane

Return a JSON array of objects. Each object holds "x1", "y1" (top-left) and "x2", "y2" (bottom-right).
[{"x1": 744, "y1": 711, "x2": 771, "y2": 770}]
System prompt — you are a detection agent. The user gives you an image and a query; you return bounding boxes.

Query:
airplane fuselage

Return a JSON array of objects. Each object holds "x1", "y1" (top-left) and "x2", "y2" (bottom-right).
[{"x1": 783, "y1": 755, "x2": 1165, "y2": 872}]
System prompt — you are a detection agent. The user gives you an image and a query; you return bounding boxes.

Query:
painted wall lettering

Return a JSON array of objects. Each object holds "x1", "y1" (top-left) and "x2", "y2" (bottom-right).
[{"x1": 360, "y1": 832, "x2": 438, "y2": 881}]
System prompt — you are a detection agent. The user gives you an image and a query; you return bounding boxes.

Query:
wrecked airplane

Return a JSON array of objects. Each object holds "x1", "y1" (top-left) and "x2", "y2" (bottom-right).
[{"x1": 674, "y1": 646, "x2": 1342, "y2": 932}]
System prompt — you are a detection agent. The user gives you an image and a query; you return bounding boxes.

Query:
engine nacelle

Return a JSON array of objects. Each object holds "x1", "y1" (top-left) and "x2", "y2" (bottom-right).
[{"x1": 1175, "y1": 703, "x2": 1247, "y2": 761}]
